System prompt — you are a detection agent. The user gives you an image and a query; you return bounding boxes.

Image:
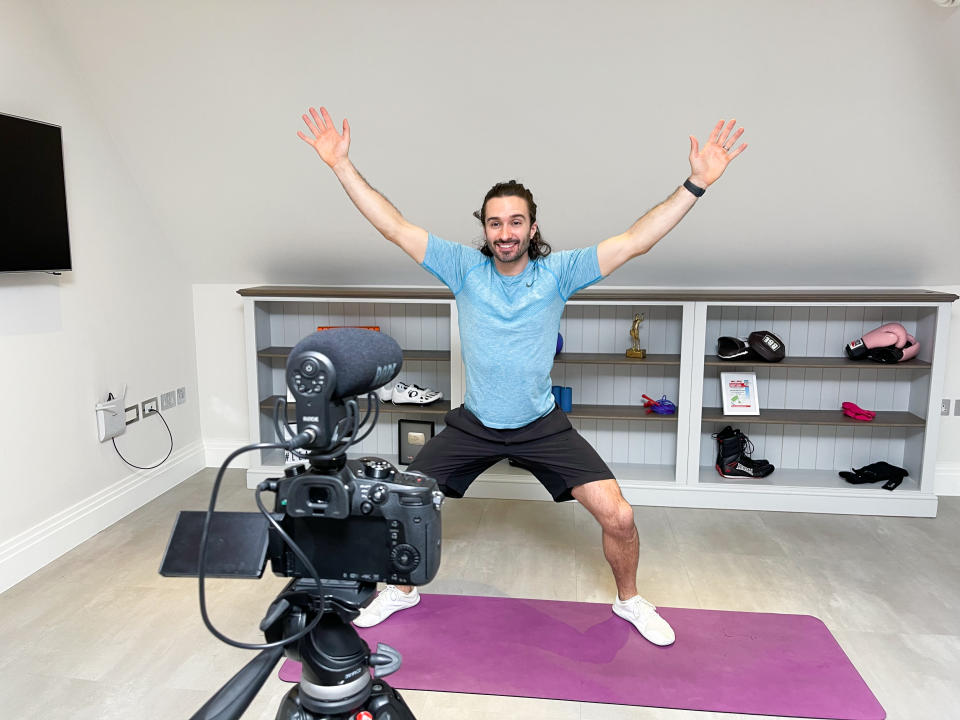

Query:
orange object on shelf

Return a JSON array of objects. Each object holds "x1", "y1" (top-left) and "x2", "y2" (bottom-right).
[{"x1": 316, "y1": 326, "x2": 380, "y2": 332}]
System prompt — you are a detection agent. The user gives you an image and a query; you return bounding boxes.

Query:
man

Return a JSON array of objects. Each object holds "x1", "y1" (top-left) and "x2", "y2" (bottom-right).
[{"x1": 298, "y1": 107, "x2": 746, "y2": 646}]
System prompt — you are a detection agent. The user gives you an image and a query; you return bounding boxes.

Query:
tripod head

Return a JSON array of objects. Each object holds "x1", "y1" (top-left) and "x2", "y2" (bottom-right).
[{"x1": 190, "y1": 579, "x2": 413, "y2": 720}]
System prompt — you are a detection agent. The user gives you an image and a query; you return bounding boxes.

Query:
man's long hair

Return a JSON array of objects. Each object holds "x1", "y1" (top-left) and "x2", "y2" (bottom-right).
[{"x1": 473, "y1": 180, "x2": 552, "y2": 260}]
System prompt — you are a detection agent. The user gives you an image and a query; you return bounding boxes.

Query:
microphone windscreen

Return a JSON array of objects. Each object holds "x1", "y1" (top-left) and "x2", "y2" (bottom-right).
[{"x1": 289, "y1": 329, "x2": 403, "y2": 399}]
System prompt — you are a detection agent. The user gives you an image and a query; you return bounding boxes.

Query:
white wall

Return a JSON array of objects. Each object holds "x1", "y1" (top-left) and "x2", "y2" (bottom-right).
[
  {"x1": 35, "y1": 0, "x2": 960, "y2": 288},
  {"x1": 0, "y1": 0, "x2": 205, "y2": 592}
]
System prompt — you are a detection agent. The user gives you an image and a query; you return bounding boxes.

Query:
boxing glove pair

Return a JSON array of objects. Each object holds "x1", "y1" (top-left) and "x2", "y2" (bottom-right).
[{"x1": 845, "y1": 322, "x2": 919, "y2": 363}]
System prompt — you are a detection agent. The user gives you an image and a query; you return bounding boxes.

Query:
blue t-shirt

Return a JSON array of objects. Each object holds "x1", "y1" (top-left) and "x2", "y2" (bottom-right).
[{"x1": 421, "y1": 233, "x2": 603, "y2": 428}]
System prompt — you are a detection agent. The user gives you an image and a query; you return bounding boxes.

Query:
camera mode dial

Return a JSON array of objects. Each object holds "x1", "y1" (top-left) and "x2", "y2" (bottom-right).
[
  {"x1": 360, "y1": 457, "x2": 393, "y2": 480},
  {"x1": 390, "y1": 544, "x2": 420, "y2": 572},
  {"x1": 283, "y1": 464, "x2": 307, "y2": 478}
]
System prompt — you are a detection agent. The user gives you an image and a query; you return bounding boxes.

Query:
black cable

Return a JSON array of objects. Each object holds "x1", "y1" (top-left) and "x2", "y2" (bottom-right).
[
  {"x1": 352, "y1": 393, "x2": 380, "y2": 444},
  {"x1": 197, "y1": 442, "x2": 324, "y2": 651},
  {"x1": 111, "y1": 410, "x2": 174, "y2": 470}
]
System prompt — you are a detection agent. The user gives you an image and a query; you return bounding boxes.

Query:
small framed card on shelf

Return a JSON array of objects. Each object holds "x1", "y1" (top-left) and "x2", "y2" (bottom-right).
[
  {"x1": 398, "y1": 419, "x2": 435, "y2": 465},
  {"x1": 721, "y1": 372, "x2": 760, "y2": 415}
]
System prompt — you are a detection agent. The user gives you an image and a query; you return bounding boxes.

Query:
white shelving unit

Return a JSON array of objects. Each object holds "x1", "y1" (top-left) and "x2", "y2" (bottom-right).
[{"x1": 240, "y1": 286, "x2": 956, "y2": 517}]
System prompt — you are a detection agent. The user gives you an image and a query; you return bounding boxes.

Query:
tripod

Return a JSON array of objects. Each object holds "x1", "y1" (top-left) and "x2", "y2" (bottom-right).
[{"x1": 190, "y1": 579, "x2": 416, "y2": 720}]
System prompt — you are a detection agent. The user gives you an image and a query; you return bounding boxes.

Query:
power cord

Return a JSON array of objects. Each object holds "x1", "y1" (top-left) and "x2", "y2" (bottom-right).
[{"x1": 112, "y1": 409, "x2": 174, "y2": 470}]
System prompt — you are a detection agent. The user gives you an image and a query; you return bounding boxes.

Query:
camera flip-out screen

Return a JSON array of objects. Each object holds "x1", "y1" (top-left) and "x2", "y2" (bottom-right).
[{"x1": 159, "y1": 511, "x2": 270, "y2": 578}]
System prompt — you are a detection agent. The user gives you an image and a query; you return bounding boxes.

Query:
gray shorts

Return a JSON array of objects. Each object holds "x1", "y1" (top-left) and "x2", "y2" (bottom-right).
[{"x1": 407, "y1": 404, "x2": 613, "y2": 502}]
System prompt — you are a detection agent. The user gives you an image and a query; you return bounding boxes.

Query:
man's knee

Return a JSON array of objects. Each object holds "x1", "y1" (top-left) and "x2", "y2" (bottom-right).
[
  {"x1": 573, "y1": 480, "x2": 637, "y2": 537},
  {"x1": 605, "y1": 497, "x2": 638, "y2": 538}
]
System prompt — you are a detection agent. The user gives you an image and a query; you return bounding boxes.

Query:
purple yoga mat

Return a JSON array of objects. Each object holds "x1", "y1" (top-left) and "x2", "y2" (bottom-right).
[{"x1": 280, "y1": 594, "x2": 885, "y2": 719}]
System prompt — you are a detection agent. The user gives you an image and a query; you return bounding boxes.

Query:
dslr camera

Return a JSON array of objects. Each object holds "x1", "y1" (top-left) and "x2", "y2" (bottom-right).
[
  {"x1": 269, "y1": 454, "x2": 442, "y2": 586},
  {"x1": 160, "y1": 328, "x2": 443, "y2": 720}
]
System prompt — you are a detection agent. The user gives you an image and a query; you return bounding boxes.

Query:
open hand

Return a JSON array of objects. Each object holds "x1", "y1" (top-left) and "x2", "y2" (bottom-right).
[
  {"x1": 298, "y1": 106, "x2": 350, "y2": 168},
  {"x1": 688, "y1": 119, "x2": 747, "y2": 188}
]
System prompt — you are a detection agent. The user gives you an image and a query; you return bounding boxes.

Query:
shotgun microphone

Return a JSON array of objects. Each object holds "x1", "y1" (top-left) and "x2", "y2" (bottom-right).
[{"x1": 285, "y1": 329, "x2": 403, "y2": 452}]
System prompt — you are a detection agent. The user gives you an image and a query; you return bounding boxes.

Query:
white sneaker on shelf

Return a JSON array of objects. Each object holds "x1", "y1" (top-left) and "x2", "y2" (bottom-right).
[
  {"x1": 391, "y1": 382, "x2": 443, "y2": 405},
  {"x1": 354, "y1": 585, "x2": 421, "y2": 627},
  {"x1": 612, "y1": 594, "x2": 675, "y2": 646},
  {"x1": 374, "y1": 384, "x2": 394, "y2": 403}
]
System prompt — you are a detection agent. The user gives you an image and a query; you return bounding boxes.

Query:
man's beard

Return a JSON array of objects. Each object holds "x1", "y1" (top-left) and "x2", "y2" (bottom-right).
[{"x1": 488, "y1": 237, "x2": 530, "y2": 263}]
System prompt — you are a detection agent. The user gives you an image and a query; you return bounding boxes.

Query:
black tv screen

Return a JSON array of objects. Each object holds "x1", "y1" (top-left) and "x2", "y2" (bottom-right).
[{"x1": 0, "y1": 112, "x2": 72, "y2": 272}]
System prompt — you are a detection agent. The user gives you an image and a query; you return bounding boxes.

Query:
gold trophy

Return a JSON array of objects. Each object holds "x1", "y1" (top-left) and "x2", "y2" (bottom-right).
[{"x1": 626, "y1": 312, "x2": 646, "y2": 359}]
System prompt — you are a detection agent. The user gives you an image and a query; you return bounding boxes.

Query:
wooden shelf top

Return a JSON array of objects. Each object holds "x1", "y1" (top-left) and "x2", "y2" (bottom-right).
[
  {"x1": 565, "y1": 404, "x2": 678, "y2": 421},
  {"x1": 555, "y1": 352, "x2": 681, "y2": 366},
  {"x1": 702, "y1": 408, "x2": 925, "y2": 427},
  {"x1": 238, "y1": 286, "x2": 958, "y2": 304},
  {"x1": 260, "y1": 397, "x2": 674, "y2": 422},
  {"x1": 261, "y1": 396, "x2": 451, "y2": 416},
  {"x1": 259, "y1": 347, "x2": 680, "y2": 367},
  {"x1": 703, "y1": 355, "x2": 931, "y2": 370},
  {"x1": 258, "y1": 347, "x2": 450, "y2": 362}
]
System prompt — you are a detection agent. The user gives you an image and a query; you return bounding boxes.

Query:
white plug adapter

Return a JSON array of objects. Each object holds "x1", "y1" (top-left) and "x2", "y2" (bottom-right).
[{"x1": 96, "y1": 396, "x2": 126, "y2": 442}]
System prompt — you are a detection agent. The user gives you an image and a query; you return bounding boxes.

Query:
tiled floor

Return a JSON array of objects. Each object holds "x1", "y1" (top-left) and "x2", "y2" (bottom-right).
[{"x1": 1, "y1": 468, "x2": 958, "y2": 719}]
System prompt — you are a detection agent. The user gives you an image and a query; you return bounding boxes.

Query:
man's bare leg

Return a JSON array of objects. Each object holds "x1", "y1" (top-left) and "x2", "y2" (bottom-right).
[
  {"x1": 572, "y1": 478, "x2": 675, "y2": 646},
  {"x1": 570, "y1": 479, "x2": 639, "y2": 600}
]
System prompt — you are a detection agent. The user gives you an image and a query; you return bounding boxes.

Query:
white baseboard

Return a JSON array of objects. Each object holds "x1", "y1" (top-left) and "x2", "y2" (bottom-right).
[
  {"x1": 935, "y1": 461, "x2": 960, "y2": 496},
  {"x1": 204, "y1": 437, "x2": 251, "y2": 469},
  {"x1": 0, "y1": 440, "x2": 205, "y2": 594}
]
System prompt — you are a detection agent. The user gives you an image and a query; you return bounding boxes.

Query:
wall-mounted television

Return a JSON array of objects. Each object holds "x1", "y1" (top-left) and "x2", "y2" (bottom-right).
[{"x1": 0, "y1": 112, "x2": 72, "y2": 273}]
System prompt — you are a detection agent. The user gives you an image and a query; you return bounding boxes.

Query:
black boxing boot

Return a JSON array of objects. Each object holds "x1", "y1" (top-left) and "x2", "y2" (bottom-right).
[{"x1": 712, "y1": 426, "x2": 775, "y2": 479}]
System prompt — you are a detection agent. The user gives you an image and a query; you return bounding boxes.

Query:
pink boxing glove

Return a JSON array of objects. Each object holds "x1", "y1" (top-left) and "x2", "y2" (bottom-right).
[
  {"x1": 900, "y1": 334, "x2": 920, "y2": 362},
  {"x1": 845, "y1": 322, "x2": 908, "y2": 360}
]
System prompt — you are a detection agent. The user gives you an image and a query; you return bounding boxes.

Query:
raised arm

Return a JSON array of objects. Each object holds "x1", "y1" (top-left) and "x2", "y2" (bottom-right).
[
  {"x1": 298, "y1": 106, "x2": 428, "y2": 263},
  {"x1": 596, "y1": 119, "x2": 747, "y2": 277}
]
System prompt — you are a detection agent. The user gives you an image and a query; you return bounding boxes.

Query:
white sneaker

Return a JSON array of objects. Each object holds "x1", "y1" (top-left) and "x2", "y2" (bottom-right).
[
  {"x1": 374, "y1": 384, "x2": 394, "y2": 403},
  {"x1": 354, "y1": 585, "x2": 420, "y2": 627},
  {"x1": 391, "y1": 382, "x2": 443, "y2": 405},
  {"x1": 612, "y1": 594, "x2": 675, "y2": 646}
]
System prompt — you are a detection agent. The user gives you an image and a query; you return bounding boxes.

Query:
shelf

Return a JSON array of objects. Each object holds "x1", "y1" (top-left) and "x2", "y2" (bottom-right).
[
  {"x1": 260, "y1": 396, "x2": 451, "y2": 416},
  {"x1": 258, "y1": 346, "x2": 450, "y2": 362},
  {"x1": 238, "y1": 286, "x2": 959, "y2": 304},
  {"x1": 697, "y1": 466, "x2": 920, "y2": 493},
  {"x1": 261, "y1": 398, "x2": 674, "y2": 423},
  {"x1": 554, "y1": 352, "x2": 681, "y2": 366},
  {"x1": 701, "y1": 408, "x2": 925, "y2": 428},
  {"x1": 243, "y1": 288, "x2": 953, "y2": 516},
  {"x1": 703, "y1": 355, "x2": 931, "y2": 370},
  {"x1": 567, "y1": 404, "x2": 677, "y2": 421}
]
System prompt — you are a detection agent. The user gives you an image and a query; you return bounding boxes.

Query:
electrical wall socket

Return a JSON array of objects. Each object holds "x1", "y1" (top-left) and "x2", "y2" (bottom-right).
[
  {"x1": 142, "y1": 397, "x2": 158, "y2": 416},
  {"x1": 177, "y1": 386, "x2": 186, "y2": 405},
  {"x1": 943, "y1": 399, "x2": 952, "y2": 416},
  {"x1": 125, "y1": 405, "x2": 140, "y2": 425},
  {"x1": 161, "y1": 390, "x2": 176, "y2": 411}
]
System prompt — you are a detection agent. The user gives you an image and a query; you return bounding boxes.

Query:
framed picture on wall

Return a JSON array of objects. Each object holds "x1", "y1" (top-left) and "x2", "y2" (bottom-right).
[
  {"x1": 721, "y1": 372, "x2": 760, "y2": 415},
  {"x1": 398, "y1": 419, "x2": 435, "y2": 465}
]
